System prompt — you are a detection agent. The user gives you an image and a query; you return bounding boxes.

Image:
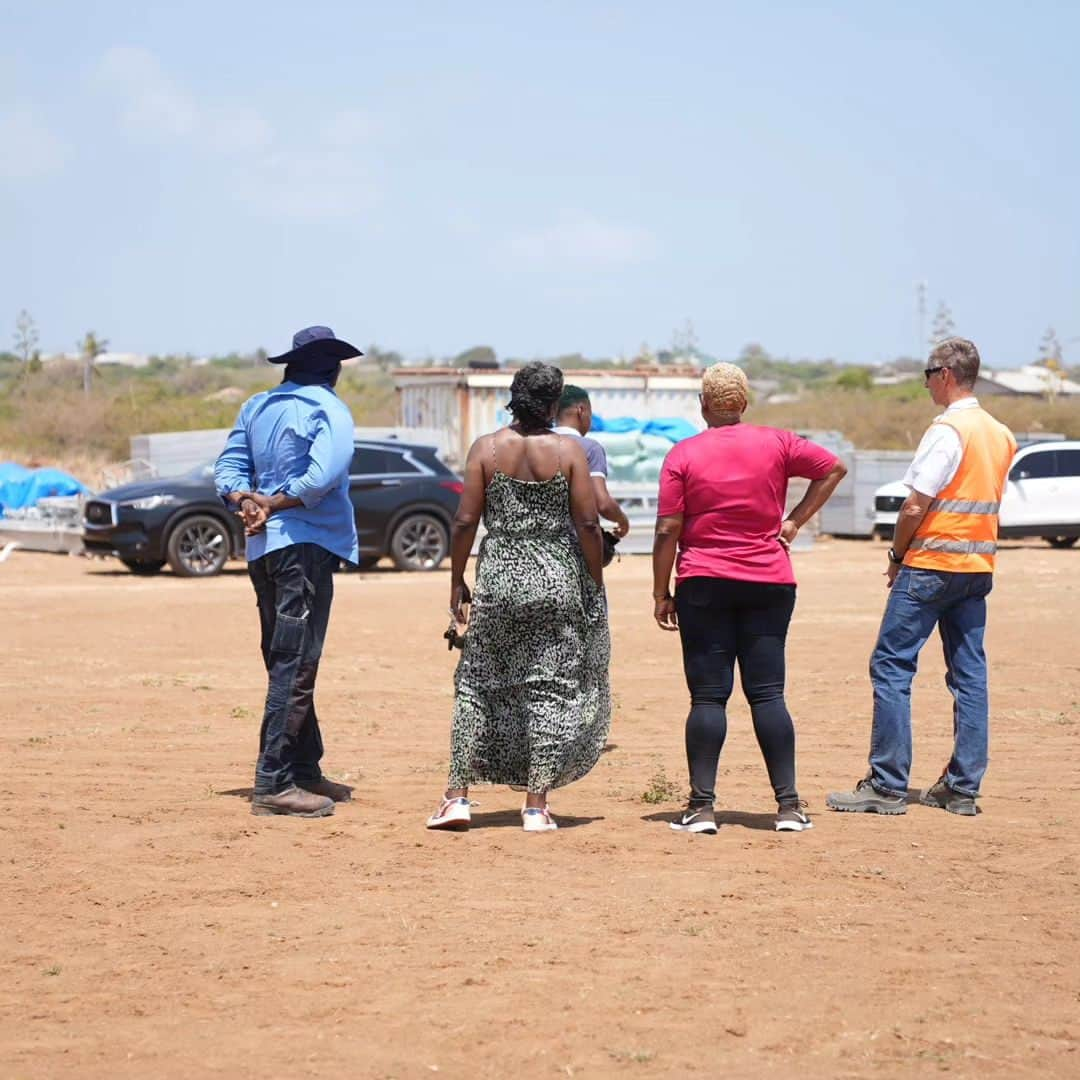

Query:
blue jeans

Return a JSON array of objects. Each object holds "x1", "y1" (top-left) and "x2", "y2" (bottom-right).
[
  {"x1": 868, "y1": 565, "x2": 993, "y2": 798},
  {"x1": 249, "y1": 543, "x2": 337, "y2": 794}
]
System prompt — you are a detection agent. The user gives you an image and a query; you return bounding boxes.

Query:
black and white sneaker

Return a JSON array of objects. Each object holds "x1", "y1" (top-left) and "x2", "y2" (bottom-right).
[
  {"x1": 776, "y1": 801, "x2": 813, "y2": 832},
  {"x1": 670, "y1": 804, "x2": 718, "y2": 834}
]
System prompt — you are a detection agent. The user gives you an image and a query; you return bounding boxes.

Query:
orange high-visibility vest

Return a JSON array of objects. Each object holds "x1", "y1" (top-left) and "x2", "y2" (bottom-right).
[{"x1": 905, "y1": 406, "x2": 1016, "y2": 573}]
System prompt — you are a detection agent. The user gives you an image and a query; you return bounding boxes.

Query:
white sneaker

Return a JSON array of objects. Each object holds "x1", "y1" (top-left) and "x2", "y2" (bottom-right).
[
  {"x1": 426, "y1": 796, "x2": 471, "y2": 831},
  {"x1": 521, "y1": 807, "x2": 558, "y2": 832}
]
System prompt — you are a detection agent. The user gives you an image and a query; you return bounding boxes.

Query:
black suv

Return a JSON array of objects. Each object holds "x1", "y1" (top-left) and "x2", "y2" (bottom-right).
[{"x1": 82, "y1": 440, "x2": 462, "y2": 577}]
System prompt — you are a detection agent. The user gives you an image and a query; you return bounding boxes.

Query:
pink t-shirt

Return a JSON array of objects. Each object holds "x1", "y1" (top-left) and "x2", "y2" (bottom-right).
[{"x1": 658, "y1": 425, "x2": 838, "y2": 585}]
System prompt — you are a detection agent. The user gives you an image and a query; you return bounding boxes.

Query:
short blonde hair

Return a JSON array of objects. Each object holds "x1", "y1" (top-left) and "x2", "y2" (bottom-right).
[{"x1": 701, "y1": 362, "x2": 749, "y2": 414}]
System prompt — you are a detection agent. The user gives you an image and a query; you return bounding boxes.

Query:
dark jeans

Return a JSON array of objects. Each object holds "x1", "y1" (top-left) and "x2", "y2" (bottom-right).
[
  {"x1": 249, "y1": 543, "x2": 337, "y2": 794},
  {"x1": 675, "y1": 576, "x2": 799, "y2": 806}
]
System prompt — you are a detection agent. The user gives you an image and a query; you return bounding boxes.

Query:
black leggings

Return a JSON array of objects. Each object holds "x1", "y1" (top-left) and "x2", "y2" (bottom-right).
[{"x1": 675, "y1": 576, "x2": 799, "y2": 806}]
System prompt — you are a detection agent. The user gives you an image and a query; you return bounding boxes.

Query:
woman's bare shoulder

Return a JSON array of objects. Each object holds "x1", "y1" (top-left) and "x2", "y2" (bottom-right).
[
  {"x1": 557, "y1": 433, "x2": 589, "y2": 464},
  {"x1": 468, "y1": 426, "x2": 512, "y2": 451}
]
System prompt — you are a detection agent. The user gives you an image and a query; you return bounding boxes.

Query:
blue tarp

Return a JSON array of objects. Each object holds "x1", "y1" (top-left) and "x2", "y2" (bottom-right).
[
  {"x1": 641, "y1": 417, "x2": 699, "y2": 443},
  {"x1": 0, "y1": 462, "x2": 88, "y2": 516},
  {"x1": 590, "y1": 416, "x2": 639, "y2": 434},
  {"x1": 590, "y1": 416, "x2": 698, "y2": 442}
]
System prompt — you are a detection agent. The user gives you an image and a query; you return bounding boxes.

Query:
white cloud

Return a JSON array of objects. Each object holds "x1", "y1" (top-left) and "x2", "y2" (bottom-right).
[
  {"x1": 93, "y1": 46, "x2": 382, "y2": 222},
  {"x1": 509, "y1": 214, "x2": 656, "y2": 267},
  {"x1": 231, "y1": 150, "x2": 379, "y2": 223},
  {"x1": 95, "y1": 46, "x2": 270, "y2": 154},
  {"x1": 320, "y1": 109, "x2": 381, "y2": 148},
  {"x1": 95, "y1": 45, "x2": 197, "y2": 140},
  {"x1": 0, "y1": 105, "x2": 68, "y2": 179},
  {"x1": 202, "y1": 104, "x2": 274, "y2": 155}
]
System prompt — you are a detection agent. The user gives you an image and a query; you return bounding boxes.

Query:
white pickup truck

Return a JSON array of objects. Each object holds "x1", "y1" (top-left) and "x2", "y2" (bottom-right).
[{"x1": 872, "y1": 440, "x2": 1080, "y2": 549}]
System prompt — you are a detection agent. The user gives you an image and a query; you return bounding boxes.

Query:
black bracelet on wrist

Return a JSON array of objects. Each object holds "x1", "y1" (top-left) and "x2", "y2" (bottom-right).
[{"x1": 887, "y1": 546, "x2": 904, "y2": 565}]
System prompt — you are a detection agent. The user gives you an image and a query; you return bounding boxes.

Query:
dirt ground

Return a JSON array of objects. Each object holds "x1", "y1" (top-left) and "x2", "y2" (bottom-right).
[{"x1": 3, "y1": 539, "x2": 1078, "y2": 1079}]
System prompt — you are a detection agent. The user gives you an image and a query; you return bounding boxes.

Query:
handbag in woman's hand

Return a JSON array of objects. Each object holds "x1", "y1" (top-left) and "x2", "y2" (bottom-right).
[
  {"x1": 444, "y1": 581, "x2": 471, "y2": 650},
  {"x1": 443, "y1": 618, "x2": 466, "y2": 650},
  {"x1": 601, "y1": 529, "x2": 620, "y2": 567}
]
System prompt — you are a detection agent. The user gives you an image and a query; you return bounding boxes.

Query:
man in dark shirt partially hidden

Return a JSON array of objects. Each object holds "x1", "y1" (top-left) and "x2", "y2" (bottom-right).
[
  {"x1": 215, "y1": 325, "x2": 361, "y2": 818},
  {"x1": 553, "y1": 385, "x2": 630, "y2": 540}
]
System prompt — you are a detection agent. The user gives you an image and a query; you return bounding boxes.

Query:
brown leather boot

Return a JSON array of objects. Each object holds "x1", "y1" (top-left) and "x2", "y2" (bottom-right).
[
  {"x1": 251, "y1": 786, "x2": 334, "y2": 817},
  {"x1": 306, "y1": 777, "x2": 353, "y2": 802}
]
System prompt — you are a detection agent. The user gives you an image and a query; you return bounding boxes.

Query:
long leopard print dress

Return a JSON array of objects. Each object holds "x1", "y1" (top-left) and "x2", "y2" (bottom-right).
[{"x1": 446, "y1": 455, "x2": 611, "y2": 792}]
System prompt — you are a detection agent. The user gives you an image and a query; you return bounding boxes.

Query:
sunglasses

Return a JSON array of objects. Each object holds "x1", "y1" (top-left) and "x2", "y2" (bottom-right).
[{"x1": 923, "y1": 365, "x2": 948, "y2": 380}]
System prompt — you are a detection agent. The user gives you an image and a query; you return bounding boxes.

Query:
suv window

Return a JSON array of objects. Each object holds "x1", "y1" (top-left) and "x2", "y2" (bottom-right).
[
  {"x1": 384, "y1": 449, "x2": 423, "y2": 475},
  {"x1": 410, "y1": 446, "x2": 452, "y2": 475},
  {"x1": 1011, "y1": 449, "x2": 1058, "y2": 481},
  {"x1": 1057, "y1": 449, "x2": 1080, "y2": 478},
  {"x1": 350, "y1": 448, "x2": 389, "y2": 475}
]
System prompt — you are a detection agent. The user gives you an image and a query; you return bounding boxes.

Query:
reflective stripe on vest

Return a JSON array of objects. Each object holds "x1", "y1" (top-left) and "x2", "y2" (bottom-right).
[
  {"x1": 904, "y1": 406, "x2": 1016, "y2": 574},
  {"x1": 927, "y1": 498, "x2": 1000, "y2": 514},
  {"x1": 907, "y1": 537, "x2": 998, "y2": 555}
]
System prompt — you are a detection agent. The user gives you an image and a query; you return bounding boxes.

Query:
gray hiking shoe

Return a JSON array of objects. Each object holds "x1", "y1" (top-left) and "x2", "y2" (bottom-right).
[
  {"x1": 919, "y1": 777, "x2": 977, "y2": 816},
  {"x1": 826, "y1": 777, "x2": 907, "y2": 815},
  {"x1": 251, "y1": 785, "x2": 334, "y2": 818}
]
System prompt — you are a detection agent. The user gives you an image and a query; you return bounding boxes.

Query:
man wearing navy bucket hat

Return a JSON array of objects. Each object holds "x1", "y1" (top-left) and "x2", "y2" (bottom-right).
[{"x1": 215, "y1": 325, "x2": 362, "y2": 818}]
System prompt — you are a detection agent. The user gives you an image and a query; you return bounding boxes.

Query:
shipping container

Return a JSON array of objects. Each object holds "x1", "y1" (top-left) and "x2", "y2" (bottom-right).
[{"x1": 394, "y1": 369, "x2": 704, "y2": 468}]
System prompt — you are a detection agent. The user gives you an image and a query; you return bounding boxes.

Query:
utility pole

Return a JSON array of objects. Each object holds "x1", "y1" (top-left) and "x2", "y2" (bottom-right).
[{"x1": 915, "y1": 281, "x2": 927, "y2": 359}]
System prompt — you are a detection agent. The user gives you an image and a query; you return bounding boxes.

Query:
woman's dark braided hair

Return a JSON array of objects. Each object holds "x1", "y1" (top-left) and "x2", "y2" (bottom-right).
[{"x1": 507, "y1": 361, "x2": 564, "y2": 433}]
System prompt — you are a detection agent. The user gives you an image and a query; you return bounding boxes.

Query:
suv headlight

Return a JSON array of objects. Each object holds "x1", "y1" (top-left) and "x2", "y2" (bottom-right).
[{"x1": 121, "y1": 494, "x2": 177, "y2": 511}]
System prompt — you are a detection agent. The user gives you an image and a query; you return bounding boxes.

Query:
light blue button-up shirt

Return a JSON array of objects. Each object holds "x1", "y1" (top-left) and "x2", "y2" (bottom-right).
[{"x1": 214, "y1": 381, "x2": 359, "y2": 564}]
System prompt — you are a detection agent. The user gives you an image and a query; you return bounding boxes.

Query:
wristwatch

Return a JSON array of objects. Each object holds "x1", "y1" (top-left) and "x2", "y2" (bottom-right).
[{"x1": 887, "y1": 547, "x2": 903, "y2": 565}]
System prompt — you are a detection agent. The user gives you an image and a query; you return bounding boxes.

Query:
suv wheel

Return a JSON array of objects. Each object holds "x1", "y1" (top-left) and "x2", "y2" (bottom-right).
[
  {"x1": 389, "y1": 513, "x2": 449, "y2": 571},
  {"x1": 166, "y1": 514, "x2": 230, "y2": 577},
  {"x1": 1044, "y1": 536, "x2": 1078, "y2": 549},
  {"x1": 121, "y1": 558, "x2": 166, "y2": 575}
]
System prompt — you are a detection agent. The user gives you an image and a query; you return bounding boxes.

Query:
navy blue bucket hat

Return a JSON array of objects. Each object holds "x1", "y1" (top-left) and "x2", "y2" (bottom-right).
[{"x1": 268, "y1": 325, "x2": 363, "y2": 367}]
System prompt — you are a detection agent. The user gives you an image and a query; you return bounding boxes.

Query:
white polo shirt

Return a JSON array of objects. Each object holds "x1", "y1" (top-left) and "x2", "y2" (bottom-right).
[{"x1": 903, "y1": 397, "x2": 981, "y2": 497}]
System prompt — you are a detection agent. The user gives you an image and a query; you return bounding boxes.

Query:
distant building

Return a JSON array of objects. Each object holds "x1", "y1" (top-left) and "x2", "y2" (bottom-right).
[
  {"x1": 94, "y1": 352, "x2": 151, "y2": 369},
  {"x1": 872, "y1": 370, "x2": 921, "y2": 387},
  {"x1": 42, "y1": 351, "x2": 152, "y2": 368},
  {"x1": 976, "y1": 365, "x2": 1080, "y2": 397}
]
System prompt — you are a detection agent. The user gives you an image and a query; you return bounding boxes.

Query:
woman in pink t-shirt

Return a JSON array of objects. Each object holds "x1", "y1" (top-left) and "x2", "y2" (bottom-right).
[{"x1": 652, "y1": 363, "x2": 846, "y2": 835}]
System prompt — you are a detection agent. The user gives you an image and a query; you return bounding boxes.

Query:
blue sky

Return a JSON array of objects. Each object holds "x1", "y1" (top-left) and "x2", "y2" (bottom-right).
[{"x1": 2, "y1": 1, "x2": 1078, "y2": 366}]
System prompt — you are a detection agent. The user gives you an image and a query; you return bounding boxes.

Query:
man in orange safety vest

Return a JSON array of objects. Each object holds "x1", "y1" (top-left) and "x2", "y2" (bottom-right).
[{"x1": 827, "y1": 338, "x2": 1016, "y2": 817}]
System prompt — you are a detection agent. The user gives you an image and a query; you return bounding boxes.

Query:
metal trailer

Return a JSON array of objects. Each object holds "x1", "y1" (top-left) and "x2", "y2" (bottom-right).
[
  {"x1": 394, "y1": 369, "x2": 704, "y2": 469},
  {"x1": 819, "y1": 449, "x2": 913, "y2": 538},
  {"x1": 0, "y1": 495, "x2": 85, "y2": 558}
]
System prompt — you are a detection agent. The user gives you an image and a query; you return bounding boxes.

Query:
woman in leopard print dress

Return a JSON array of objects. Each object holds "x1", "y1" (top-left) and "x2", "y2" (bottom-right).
[{"x1": 426, "y1": 363, "x2": 611, "y2": 833}]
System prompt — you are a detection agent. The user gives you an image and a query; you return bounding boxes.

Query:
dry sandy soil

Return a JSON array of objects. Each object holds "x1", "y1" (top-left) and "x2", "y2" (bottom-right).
[{"x1": 3, "y1": 540, "x2": 1078, "y2": 1079}]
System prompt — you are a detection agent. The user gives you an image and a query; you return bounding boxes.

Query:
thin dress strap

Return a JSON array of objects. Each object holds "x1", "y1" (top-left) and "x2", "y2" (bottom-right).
[
  {"x1": 556, "y1": 433, "x2": 562, "y2": 476},
  {"x1": 491, "y1": 433, "x2": 498, "y2": 475}
]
